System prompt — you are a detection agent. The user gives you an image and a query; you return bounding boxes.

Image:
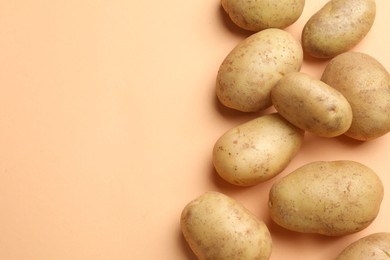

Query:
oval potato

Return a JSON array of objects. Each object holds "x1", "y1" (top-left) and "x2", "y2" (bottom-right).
[
  {"x1": 181, "y1": 191, "x2": 272, "y2": 260},
  {"x1": 216, "y1": 28, "x2": 303, "y2": 112},
  {"x1": 321, "y1": 52, "x2": 390, "y2": 140},
  {"x1": 268, "y1": 160, "x2": 384, "y2": 236},
  {"x1": 221, "y1": 0, "x2": 305, "y2": 32},
  {"x1": 271, "y1": 72, "x2": 353, "y2": 137},
  {"x1": 336, "y1": 232, "x2": 390, "y2": 260},
  {"x1": 302, "y1": 0, "x2": 376, "y2": 58},
  {"x1": 213, "y1": 113, "x2": 304, "y2": 186}
]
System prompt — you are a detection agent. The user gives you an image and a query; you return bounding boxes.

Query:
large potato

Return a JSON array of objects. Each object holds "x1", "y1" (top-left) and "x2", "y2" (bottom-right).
[
  {"x1": 268, "y1": 160, "x2": 384, "y2": 236},
  {"x1": 216, "y1": 28, "x2": 303, "y2": 112},
  {"x1": 213, "y1": 113, "x2": 304, "y2": 186},
  {"x1": 221, "y1": 0, "x2": 305, "y2": 32},
  {"x1": 271, "y1": 72, "x2": 353, "y2": 137},
  {"x1": 302, "y1": 0, "x2": 376, "y2": 58},
  {"x1": 181, "y1": 191, "x2": 272, "y2": 260},
  {"x1": 321, "y1": 52, "x2": 390, "y2": 140},
  {"x1": 336, "y1": 233, "x2": 390, "y2": 260}
]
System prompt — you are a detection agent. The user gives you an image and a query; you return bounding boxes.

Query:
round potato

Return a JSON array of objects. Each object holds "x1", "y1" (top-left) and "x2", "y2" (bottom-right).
[
  {"x1": 321, "y1": 52, "x2": 390, "y2": 141},
  {"x1": 336, "y1": 233, "x2": 390, "y2": 260},
  {"x1": 268, "y1": 160, "x2": 384, "y2": 236},
  {"x1": 271, "y1": 72, "x2": 353, "y2": 137},
  {"x1": 181, "y1": 191, "x2": 272, "y2": 260},
  {"x1": 216, "y1": 28, "x2": 303, "y2": 112},
  {"x1": 221, "y1": 0, "x2": 305, "y2": 32},
  {"x1": 213, "y1": 113, "x2": 304, "y2": 186},
  {"x1": 302, "y1": 0, "x2": 376, "y2": 58}
]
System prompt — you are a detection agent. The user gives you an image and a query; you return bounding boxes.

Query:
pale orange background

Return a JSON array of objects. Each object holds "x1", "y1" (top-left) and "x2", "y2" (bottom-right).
[{"x1": 0, "y1": 1, "x2": 389, "y2": 259}]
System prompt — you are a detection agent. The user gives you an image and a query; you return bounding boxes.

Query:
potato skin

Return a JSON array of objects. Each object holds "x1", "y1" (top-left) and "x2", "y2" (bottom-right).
[
  {"x1": 302, "y1": 0, "x2": 376, "y2": 58},
  {"x1": 180, "y1": 191, "x2": 272, "y2": 260},
  {"x1": 335, "y1": 232, "x2": 390, "y2": 259},
  {"x1": 271, "y1": 72, "x2": 353, "y2": 137},
  {"x1": 268, "y1": 160, "x2": 384, "y2": 236},
  {"x1": 336, "y1": 233, "x2": 390, "y2": 260},
  {"x1": 321, "y1": 52, "x2": 390, "y2": 140},
  {"x1": 213, "y1": 113, "x2": 304, "y2": 186},
  {"x1": 216, "y1": 28, "x2": 303, "y2": 112},
  {"x1": 221, "y1": 0, "x2": 305, "y2": 32}
]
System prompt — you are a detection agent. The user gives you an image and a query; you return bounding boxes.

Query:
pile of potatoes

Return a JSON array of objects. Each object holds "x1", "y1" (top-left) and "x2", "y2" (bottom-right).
[{"x1": 181, "y1": 0, "x2": 390, "y2": 259}]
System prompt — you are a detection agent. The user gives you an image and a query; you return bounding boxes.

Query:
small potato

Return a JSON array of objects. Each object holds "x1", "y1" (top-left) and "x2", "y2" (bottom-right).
[
  {"x1": 216, "y1": 28, "x2": 303, "y2": 112},
  {"x1": 336, "y1": 233, "x2": 390, "y2": 260},
  {"x1": 213, "y1": 113, "x2": 304, "y2": 186},
  {"x1": 271, "y1": 72, "x2": 353, "y2": 137},
  {"x1": 221, "y1": 0, "x2": 305, "y2": 32},
  {"x1": 180, "y1": 191, "x2": 272, "y2": 260},
  {"x1": 302, "y1": 0, "x2": 376, "y2": 58},
  {"x1": 321, "y1": 52, "x2": 390, "y2": 141},
  {"x1": 268, "y1": 160, "x2": 384, "y2": 236}
]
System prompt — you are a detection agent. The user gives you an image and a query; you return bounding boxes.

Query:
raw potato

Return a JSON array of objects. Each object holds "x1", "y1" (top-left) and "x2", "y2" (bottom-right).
[
  {"x1": 221, "y1": 0, "x2": 305, "y2": 32},
  {"x1": 213, "y1": 113, "x2": 304, "y2": 186},
  {"x1": 336, "y1": 233, "x2": 390, "y2": 259},
  {"x1": 216, "y1": 28, "x2": 303, "y2": 112},
  {"x1": 271, "y1": 72, "x2": 353, "y2": 137},
  {"x1": 321, "y1": 52, "x2": 390, "y2": 141},
  {"x1": 302, "y1": 0, "x2": 376, "y2": 58},
  {"x1": 268, "y1": 160, "x2": 384, "y2": 236},
  {"x1": 180, "y1": 191, "x2": 272, "y2": 260}
]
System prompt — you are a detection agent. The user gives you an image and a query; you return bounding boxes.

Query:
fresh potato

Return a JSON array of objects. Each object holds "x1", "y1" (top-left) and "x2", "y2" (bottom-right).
[
  {"x1": 302, "y1": 0, "x2": 376, "y2": 58},
  {"x1": 213, "y1": 113, "x2": 304, "y2": 186},
  {"x1": 221, "y1": 0, "x2": 305, "y2": 32},
  {"x1": 216, "y1": 28, "x2": 303, "y2": 112},
  {"x1": 181, "y1": 191, "x2": 272, "y2": 260},
  {"x1": 336, "y1": 233, "x2": 390, "y2": 260},
  {"x1": 271, "y1": 72, "x2": 353, "y2": 137},
  {"x1": 321, "y1": 52, "x2": 390, "y2": 141},
  {"x1": 268, "y1": 160, "x2": 384, "y2": 236}
]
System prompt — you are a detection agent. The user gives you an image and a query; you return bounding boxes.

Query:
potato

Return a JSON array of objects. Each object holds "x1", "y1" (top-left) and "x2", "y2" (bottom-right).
[
  {"x1": 302, "y1": 0, "x2": 376, "y2": 58},
  {"x1": 216, "y1": 28, "x2": 303, "y2": 112},
  {"x1": 268, "y1": 160, "x2": 384, "y2": 236},
  {"x1": 271, "y1": 72, "x2": 353, "y2": 137},
  {"x1": 180, "y1": 191, "x2": 272, "y2": 260},
  {"x1": 213, "y1": 113, "x2": 304, "y2": 186},
  {"x1": 321, "y1": 52, "x2": 390, "y2": 141},
  {"x1": 336, "y1": 232, "x2": 390, "y2": 260},
  {"x1": 221, "y1": 0, "x2": 305, "y2": 32}
]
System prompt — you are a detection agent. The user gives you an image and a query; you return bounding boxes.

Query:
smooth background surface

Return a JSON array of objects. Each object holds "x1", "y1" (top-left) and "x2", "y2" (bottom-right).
[{"x1": 0, "y1": 1, "x2": 389, "y2": 259}]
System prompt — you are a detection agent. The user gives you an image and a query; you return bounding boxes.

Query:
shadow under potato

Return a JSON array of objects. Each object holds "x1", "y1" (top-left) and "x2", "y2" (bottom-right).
[
  {"x1": 208, "y1": 159, "x2": 248, "y2": 194},
  {"x1": 177, "y1": 224, "x2": 198, "y2": 260},
  {"x1": 217, "y1": 4, "x2": 253, "y2": 38},
  {"x1": 213, "y1": 93, "x2": 277, "y2": 124}
]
